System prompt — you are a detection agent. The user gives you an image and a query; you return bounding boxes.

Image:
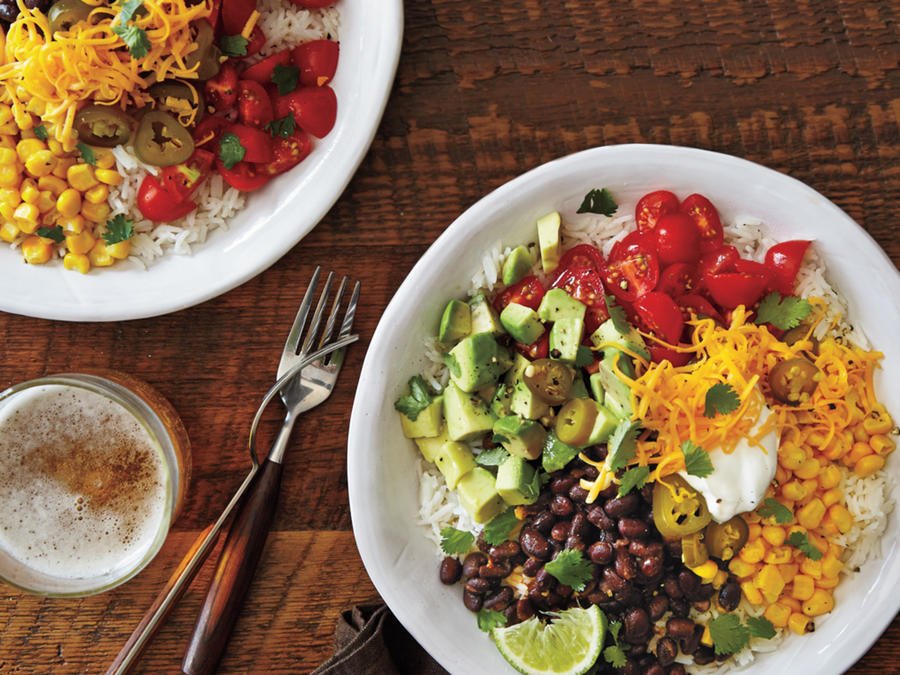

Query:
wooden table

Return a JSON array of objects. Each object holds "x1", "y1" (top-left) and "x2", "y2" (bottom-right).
[{"x1": 1, "y1": 0, "x2": 898, "y2": 672}]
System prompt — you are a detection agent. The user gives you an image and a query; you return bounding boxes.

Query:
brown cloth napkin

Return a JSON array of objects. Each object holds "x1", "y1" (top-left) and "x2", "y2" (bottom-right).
[{"x1": 311, "y1": 604, "x2": 448, "y2": 675}]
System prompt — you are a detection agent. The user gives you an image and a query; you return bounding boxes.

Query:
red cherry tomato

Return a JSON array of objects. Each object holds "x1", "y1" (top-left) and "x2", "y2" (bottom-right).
[
  {"x1": 648, "y1": 343, "x2": 692, "y2": 367},
  {"x1": 658, "y1": 263, "x2": 697, "y2": 297},
  {"x1": 493, "y1": 275, "x2": 546, "y2": 312},
  {"x1": 635, "y1": 190, "x2": 679, "y2": 233},
  {"x1": 732, "y1": 258, "x2": 774, "y2": 291},
  {"x1": 654, "y1": 212, "x2": 701, "y2": 265},
  {"x1": 237, "y1": 80, "x2": 274, "y2": 128},
  {"x1": 551, "y1": 266, "x2": 610, "y2": 333},
  {"x1": 609, "y1": 229, "x2": 657, "y2": 261},
  {"x1": 216, "y1": 160, "x2": 270, "y2": 192},
  {"x1": 516, "y1": 332, "x2": 549, "y2": 360},
  {"x1": 137, "y1": 175, "x2": 197, "y2": 222},
  {"x1": 221, "y1": 0, "x2": 256, "y2": 36},
  {"x1": 293, "y1": 39, "x2": 339, "y2": 87},
  {"x1": 680, "y1": 193, "x2": 724, "y2": 253},
  {"x1": 635, "y1": 292, "x2": 684, "y2": 344},
  {"x1": 274, "y1": 85, "x2": 337, "y2": 138},
  {"x1": 676, "y1": 293, "x2": 724, "y2": 324},
  {"x1": 558, "y1": 243, "x2": 605, "y2": 272},
  {"x1": 224, "y1": 123, "x2": 273, "y2": 164},
  {"x1": 604, "y1": 245, "x2": 659, "y2": 303},
  {"x1": 765, "y1": 240, "x2": 811, "y2": 295},
  {"x1": 696, "y1": 245, "x2": 739, "y2": 280},
  {"x1": 206, "y1": 5, "x2": 220, "y2": 31},
  {"x1": 241, "y1": 49, "x2": 292, "y2": 84},
  {"x1": 192, "y1": 115, "x2": 229, "y2": 148},
  {"x1": 205, "y1": 62, "x2": 239, "y2": 111},
  {"x1": 265, "y1": 128, "x2": 312, "y2": 176},
  {"x1": 159, "y1": 149, "x2": 215, "y2": 201},
  {"x1": 246, "y1": 25, "x2": 266, "y2": 57},
  {"x1": 704, "y1": 272, "x2": 770, "y2": 310}
]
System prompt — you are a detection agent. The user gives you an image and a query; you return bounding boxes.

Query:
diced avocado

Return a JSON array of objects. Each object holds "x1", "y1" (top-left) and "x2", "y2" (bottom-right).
[
  {"x1": 446, "y1": 333, "x2": 513, "y2": 393},
  {"x1": 585, "y1": 403, "x2": 619, "y2": 444},
  {"x1": 414, "y1": 424, "x2": 450, "y2": 462},
  {"x1": 537, "y1": 211, "x2": 561, "y2": 274},
  {"x1": 595, "y1": 358, "x2": 633, "y2": 420},
  {"x1": 435, "y1": 441, "x2": 476, "y2": 489},
  {"x1": 590, "y1": 317, "x2": 650, "y2": 360},
  {"x1": 468, "y1": 294, "x2": 505, "y2": 336},
  {"x1": 570, "y1": 375, "x2": 590, "y2": 399},
  {"x1": 457, "y1": 467, "x2": 506, "y2": 523},
  {"x1": 589, "y1": 371, "x2": 605, "y2": 404},
  {"x1": 492, "y1": 415, "x2": 547, "y2": 460},
  {"x1": 443, "y1": 381, "x2": 497, "y2": 441},
  {"x1": 501, "y1": 245, "x2": 534, "y2": 286},
  {"x1": 500, "y1": 303, "x2": 545, "y2": 345},
  {"x1": 496, "y1": 454, "x2": 539, "y2": 506},
  {"x1": 505, "y1": 353, "x2": 531, "y2": 385},
  {"x1": 438, "y1": 299, "x2": 471, "y2": 344},
  {"x1": 537, "y1": 288, "x2": 587, "y2": 323},
  {"x1": 399, "y1": 396, "x2": 444, "y2": 439},
  {"x1": 510, "y1": 379, "x2": 550, "y2": 420},
  {"x1": 549, "y1": 317, "x2": 584, "y2": 363},
  {"x1": 491, "y1": 383, "x2": 514, "y2": 418},
  {"x1": 606, "y1": 349, "x2": 636, "y2": 379}
]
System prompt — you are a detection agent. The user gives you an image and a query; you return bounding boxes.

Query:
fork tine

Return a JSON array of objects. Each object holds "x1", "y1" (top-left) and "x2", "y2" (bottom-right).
[
  {"x1": 324, "y1": 280, "x2": 360, "y2": 367},
  {"x1": 317, "y1": 276, "x2": 348, "y2": 350},
  {"x1": 299, "y1": 271, "x2": 334, "y2": 356},
  {"x1": 283, "y1": 266, "x2": 321, "y2": 356}
]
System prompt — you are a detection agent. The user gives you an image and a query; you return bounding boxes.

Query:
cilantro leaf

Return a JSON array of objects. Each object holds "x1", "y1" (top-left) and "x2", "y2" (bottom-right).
[
  {"x1": 103, "y1": 214, "x2": 134, "y2": 245},
  {"x1": 576, "y1": 188, "x2": 617, "y2": 216},
  {"x1": 219, "y1": 34, "x2": 249, "y2": 57},
  {"x1": 482, "y1": 507, "x2": 520, "y2": 546},
  {"x1": 36, "y1": 226, "x2": 64, "y2": 243},
  {"x1": 605, "y1": 294, "x2": 631, "y2": 335},
  {"x1": 266, "y1": 114, "x2": 296, "y2": 139},
  {"x1": 117, "y1": 0, "x2": 144, "y2": 22},
  {"x1": 76, "y1": 142, "x2": 96, "y2": 166},
  {"x1": 112, "y1": 23, "x2": 150, "y2": 58},
  {"x1": 618, "y1": 465, "x2": 650, "y2": 496},
  {"x1": 443, "y1": 353, "x2": 461, "y2": 377},
  {"x1": 33, "y1": 125, "x2": 49, "y2": 141},
  {"x1": 544, "y1": 549, "x2": 593, "y2": 591},
  {"x1": 607, "y1": 420, "x2": 640, "y2": 471},
  {"x1": 393, "y1": 375, "x2": 434, "y2": 421},
  {"x1": 520, "y1": 470, "x2": 540, "y2": 501},
  {"x1": 477, "y1": 609, "x2": 507, "y2": 632},
  {"x1": 747, "y1": 616, "x2": 776, "y2": 639},
  {"x1": 757, "y1": 498, "x2": 793, "y2": 525},
  {"x1": 574, "y1": 345, "x2": 593, "y2": 368},
  {"x1": 439, "y1": 526, "x2": 474, "y2": 556},
  {"x1": 218, "y1": 132, "x2": 246, "y2": 170},
  {"x1": 475, "y1": 447, "x2": 509, "y2": 467},
  {"x1": 271, "y1": 63, "x2": 299, "y2": 95},
  {"x1": 541, "y1": 431, "x2": 579, "y2": 473},
  {"x1": 708, "y1": 614, "x2": 751, "y2": 655},
  {"x1": 754, "y1": 292, "x2": 812, "y2": 330},
  {"x1": 681, "y1": 440, "x2": 714, "y2": 478},
  {"x1": 603, "y1": 620, "x2": 628, "y2": 668},
  {"x1": 704, "y1": 383, "x2": 740, "y2": 417},
  {"x1": 788, "y1": 531, "x2": 823, "y2": 560}
]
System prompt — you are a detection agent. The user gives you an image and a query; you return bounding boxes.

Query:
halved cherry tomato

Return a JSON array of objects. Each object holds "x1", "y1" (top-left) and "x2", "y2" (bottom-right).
[
  {"x1": 193, "y1": 115, "x2": 230, "y2": 148},
  {"x1": 246, "y1": 25, "x2": 266, "y2": 57},
  {"x1": 635, "y1": 292, "x2": 683, "y2": 344},
  {"x1": 558, "y1": 243, "x2": 604, "y2": 272},
  {"x1": 237, "y1": 80, "x2": 274, "y2": 128},
  {"x1": 765, "y1": 240, "x2": 811, "y2": 295},
  {"x1": 222, "y1": 0, "x2": 256, "y2": 36},
  {"x1": 551, "y1": 265, "x2": 609, "y2": 333},
  {"x1": 265, "y1": 128, "x2": 312, "y2": 175},
  {"x1": 242, "y1": 49, "x2": 292, "y2": 84},
  {"x1": 205, "y1": 62, "x2": 239, "y2": 111},
  {"x1": 604, "y1": 244, "x2": 659, "y2": 302},
  {"x1": 704, "y1": 272, "x2": 770, "y2": 310},
  {"x1": 159, "y1": 148, "x2": 215, "y2": 201},
  {"x1": 696, "y1": 245, "x2": 739, "y2": 280},
  {"x1": 636, "y1": 190, "x2": 679, "y2": 232},
  {"x1": 609, "y1": 229, "x2": 656, "y2": 262},
  {"x1": 676, "y1": 293, "x2": 724, "y2": 324},
  {"x1": 732, "y1": 258, "x2": 774, "y2": 291},
  {"x1": 648, "y1": 343, "x2": 692, "y2": 367},
  {"x1": 494, "y1": 275, "x2": 546, "y2": 312},
  {"x1": 224, "y1": 123, "x2": 273, "y2": 163},
  {"x1": 274, "y1": 85, "x2": 337, "y2": 138},
  {"x1": 654, "y1": 212, "x2": 700, "y2": 265},
  {"x1": 680, "y1": 193, "x2": 723, "y2": 253},
  {"x1": 293, "y1": 39, "x2": 339, "y2": 87},
  {"x1": 137, "y1": 175, "x2": 197, "y2": 222},
  {"x1": 207, "y1": 0, "x2": 221, "y2": 30},
  {"x1": 216, "y1": 160, "x2": 270, "y2": 191},
  {"x1": 516, "y1": 332, "x2": 549, "y2": 360},
  {"x1": 658, "y1": 263, "x2": 697, "y2": 297}
]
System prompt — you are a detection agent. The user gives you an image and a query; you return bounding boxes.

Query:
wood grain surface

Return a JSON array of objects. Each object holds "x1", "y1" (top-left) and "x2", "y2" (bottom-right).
[{"x1": 0, "y1": 0, "x2": 898, "y2": 672}]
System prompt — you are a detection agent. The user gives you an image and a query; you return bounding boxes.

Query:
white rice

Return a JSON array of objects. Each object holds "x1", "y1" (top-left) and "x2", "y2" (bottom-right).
[{"x1": 107, "y1": 5, "x2": 339, "y2": 268}]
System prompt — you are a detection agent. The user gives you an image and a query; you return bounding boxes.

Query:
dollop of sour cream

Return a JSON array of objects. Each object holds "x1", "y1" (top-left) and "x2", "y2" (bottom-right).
[{"x1": 679, "y1": 394, "x2": 779, "y2": 523}]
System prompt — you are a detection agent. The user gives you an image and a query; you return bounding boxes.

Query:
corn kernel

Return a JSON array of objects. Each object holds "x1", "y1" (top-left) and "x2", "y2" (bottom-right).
[
  {"x1": 781, "y1": 481, "x2": 808, "y2": 502},
  {"x1": 800, "y1": 558, "x2": 822, "y2": 579},
  {"x1": 35, "y1": 190, "x2": 55, "y2": 213},
  {"x1": 847, "y1": 441, "x2": 872, "y2": 465},
  {"x1": 788, "y1": 612, "x2": 813, "y2": 635},
  {"x1": 700, "y1": 624, "x2": 713, "y2": 647},
  {"x1": 58, "y1": 214, "x2": 85, "y2": 235},
  {"x1": 81, "y1": 200, "x2": 110, "y2": 223},
  {"x1": 67, "y1": 163, "x2": 98, "y2": 191},
  {"x1": 764, "y1": 547, "x2": 792, "y2": 565},
  {"x1": 57, "y1": 190, "x2": 84, "y2": 222},
  {"x1": 84, "y1": 183, "x2": 108, "y2": 204},
  {"x1": 774, "y1": 464, "x2": 790, "y2": 486},
  {"x1": 24, "y1": 149, "x2": 57, "y2": 178},
  {"x1": 37, "y1": 175, "x2": 67, "y2": 197},
  {"x1": 822, "y1": 437, "x2": 847, "y2": 461},
  {"x1": 728, "y1": 557, "x2": 759, "y2": 579},
  {"x1": 854, "y1": 454, "x2": 885, "y2": 478},
  {"x1": 0, "y1": 164, "x2": 21, "y2": 188},
  {"x1": 791, "y1": 573, "x2": 815, "y2": 601},
  {"x1": 0, "y1": 147, "x2": 17, "y2": 165},
  {"x1": 63, "y1": 252, "x2": 90, "y2": 274},
  {"x1": 797, "y1": 498, "x2": 826, "y2": 530},
  {"x1": 816, "y1": 575, "x2": 839, "y2": 589},
  {"x1": 827, "y1": 504, "x2": 853, "y2": 534},
  {"x1": 13, "y1": 202, "x2": 39, "y2": 232},
  {"x1": 689, "y1": 560, "x2": 719, "y2": 581},
  {"x1": 852, "y1": 424, "x2": 869, "y2": 443},
  {"x1": 871, "y1": 434, "x2": 896, "y2": 456},
  {"x1": 65, "y1": 231, "x2": 94, "y2": 255},
  {"x1": 755, "y1": 563, "x2": 786, "y2": 604},
  {"x1": 21, "y1": 235, "x2": 52, "y2": 263},
  {"x1": 94, "y1": 167, "x2": 122, "y2": 185},
  {"x1": 778, "y1": 562, "x2": 799, "y2": 583},
  {"x1": 0, "y1": 220, "x2": 19, "y2": 242},
  {"x1": 817, "y1": 465, "x2": 841, "y2": 490},
  {"x1": 740, "y1": 580, "x2": 764, "y2": 605},
  {"x1": 863, "y1": 408, "x2": 894, "y2": 435},
  {"x1": 739, "y1": 537, "x2": 766, "y2": 564},
  {"x1": 105, "y1": 239, "x2": 130, "y2": 260},
  {"x1": 794, "y1": 457, "x2": 821, "y2": 480},
  {"x1": 802, "y1": 589, "x2": 834, "y2": 617},
  {"x1": 712, "y1": 569, "x2": 728, "y2": 589},
  {"x1": 0, "y1": 137, "x2": 13, "y2": 151},
  {"x1": 89, "y1": 241, "x2": 114, "y2": 267},
  {"x1": 93, "y1": 150, "x2": 116, "y2": 170},
  {"x1": 48, "y1": 138, "x2": 64, "y2": 155},
  {"x1": 781, "y1": 595, "x2": 803, "y2": 613},
  {"x1": 15, "y1": 138, "x2": 46, "y2": 162},
  {"x1": 822, "y1": 487, "x2": 843, "y2": 508},
  {"x1": 764, "y1": 603, "x2": 791, "y2": 628},
  {"x1": 779, "y1": 442, "x2": 806, "y2": 470},
  {"x1": 52, "y1": 157, "x2": 75, "y2": 180}
]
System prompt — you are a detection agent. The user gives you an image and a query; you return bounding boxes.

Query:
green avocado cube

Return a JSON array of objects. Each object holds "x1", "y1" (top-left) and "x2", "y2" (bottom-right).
[
  {"x1": 438, "y1": 299, "x2": 471, "y2": 344},
  {"x1": 509, "y1": 379, "x2": 550, "y2": 420},
  {"x1": 399, "y1": 396, "x2": 444, "y2": 439},
  {"x1": 446, "y1": 332, "x2": 513, "y2": 393},
  {"x1": 589, "y1": 317, "x2": 649, "y2": 360},
  {"x1": 537, "y1": 288, "x2": 587, "y2": 323},
  {"x1": 443, "y1": 381, "x2": 497, "y2": 441},
  {"x1": 500, "y1": 303, "x2": 545, "y2": 345},
  {"x1": 492, "y1": 415, "x2": 547, "y2": 460},
  {"x1": 595, "y1": 358, "x2": 633, "y2": 420},
  {"x1": 589, "y1": 371, "x2": 606, "y2": 404},
  {"x1": 570, "y1": 375, "x2": 590, "y2": 399},
  {"x1": 468, "y1": 295, "x2": 505, "y2": 336},
  {"x1": 585, "y1": 403, "x2": 619, "y2": 445},
  {"x1": 457, "y1": 467, "x2": 506, "y2": 523},
  {"x1": 435, "y1": 441, "x2": 476, "y2": 489},
  {"x1": 414, "y1": 424, "x2": 450, "y2": 463},
  {"x1": 496, "y1": 454, "x2": 539, "y2": 505},
  {"x1": 537, "y1": 211, "x2": 561, "y2": 274},
  {"x1": 501, "y1": 245, "x2": 534, "y2": 286},
  {"x1": 549, "y1": 317, "x2": 584, "y2": 363},
  {"x1": 491, "y1": 383, "x2": 514, "y2": 418}
]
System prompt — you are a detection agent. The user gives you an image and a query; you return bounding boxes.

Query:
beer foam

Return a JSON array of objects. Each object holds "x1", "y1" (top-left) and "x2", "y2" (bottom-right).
[{"x1": 0, "y1": 384, "x2": 168, "y2": 582}]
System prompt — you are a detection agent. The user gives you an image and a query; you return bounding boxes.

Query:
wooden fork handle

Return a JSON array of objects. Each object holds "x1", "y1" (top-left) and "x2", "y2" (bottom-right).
[{"x1": 181, "y1": 459, "x2": 283, "y2": 675}]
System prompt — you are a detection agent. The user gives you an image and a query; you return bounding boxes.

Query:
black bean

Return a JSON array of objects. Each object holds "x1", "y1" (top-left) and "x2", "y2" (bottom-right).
[
  {"x1": 565, "y1": 535, "x2": 585, "y2": 553},
  {"x1": 568, "y1": 484, "x2": 590, "y2": 502},
  {"x1": 462, "y1": 552, "x2": 487, "y2": 579},
  {"x1": 718, "y1": 580, "x2": 741, "y2": 611},
  {"x1": 614, "y1": 585, "x2": 643, "y2": 607},
  {"x1": 535, "y1": 567, "x2": 556, "y2": 591},
  {"x1": 476, "y1": 531, "x2": 491, "y2": 553},
  {"x1": 479, "y1": 560, "x2": 512, "y2": 578},
  {"x1": 681, "y1": 625, "x2": 704, "y2": 656},
  {"x1": 693, "y1": 599, "x2": 711, "y2": 612},
  {"x1": 664, "y1": 538, "x2": 683, "y2": 559},
  {"x1": 663, "y1": 575, "x2": 683, "y2": 599},
  {"x1": 618, "y1": 517, "x2": 649, "y2": 539},
  {"x1": 557, "y1": 583, "x2": 574, "y2": 598},
  {"x1": 586, "y1": 505, "x2": 615, "y2": 530},
  {"x1": 464, "y1": 577, "x2": 492, "y2": 594},
  {"x1": 439, "y1": 557, "x2": 462, "y2": 585},
  {"x1": 615, "y1": 550, "x2": 638, "y2": 580},
  {"x1": 519, "y1": 527, "x2": 552, "y2": 560},
  {"x1": 550, "y1": 475, "x2": 576, "y2": 495},
  {"x1": 622, "y1": 607, "x2": 650, "y2": 643},
  {"x1": 570, "y1": 512, "x2": 589, "y2": 539},
  {"x1": 643, "y1": 665, "x2": 665, "y2": 675},
  {"x1": 588, "y1": 540, "x2": 614, "y2": 564},
  {"x1": 669, "y1": 665, "x2": 687, "y2": 675},
  {"x1": 639, "y1": 555, "x2": 663, "y2": 579},
  {"x1": 628, "y1": 540, "x2": 663, "y2": 558},
  {"x1": 522, "y1": 556, "x2": 542, "y2": 577},
  {"x1": 693, "y1": 646, "x2": 716, "y2": 665},
  {"x1": 569, "y1": 466, "x2": 589, "y2": 480},
  {"x1": 550, "y1": 494, "x2": 575, "y2": 517},
  {"x1": 656, "y1": 636, "x2": 677, "y2": 667},
  {"x1": 503, "y1": 604, "x2": 519, "y2": 626},
  {"x1": 602, "y1": 567, "x2": 628, "y2": 592},
  {"x1": 666, "y1": 617, "x2": 696, "y2": 641},
  {"x1": 677, "y1": 570, "x2": 701, "y2": 599},
  {"x1": 648, "y1": 594, "x2": 669, "y2": 621},
  {"x1": 483, "y1": 586, "x2": 514, "y2": 611},
  {"x1": 546, "y1": 591, "x2": 566, "y2": 609},
  {"x1": 604, "y1": 493, "x2": 640, "y2": 518},
  {"x1": 0, "y1": 2, "x2": 18, "y2": 22},
  {"x1": 516, "y1": 598, "x2": 535, "y2": 621},
  {"x1": 695, "y1": 582, "x2": 715, "y2": 601},
  {"x1": 490, "y1": 540, "x2": 521, "y2": 560},
  {"x1": 462, "y1": 590, "x2": 483, "y2": 612},
  {"x1": 669, "y1": 596, "x2": 690, "y2": 618},
  {"x1": 531, "y1": 511, "x2": 555, "y2": 535},
  {"x1": 550, "y1": 521, "x2": 570, "y2": 542}
]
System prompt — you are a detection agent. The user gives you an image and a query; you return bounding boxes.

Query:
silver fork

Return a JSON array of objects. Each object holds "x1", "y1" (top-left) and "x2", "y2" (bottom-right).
[{"x1": 106, "y1": 268, "x2": 359, "y2": 675}]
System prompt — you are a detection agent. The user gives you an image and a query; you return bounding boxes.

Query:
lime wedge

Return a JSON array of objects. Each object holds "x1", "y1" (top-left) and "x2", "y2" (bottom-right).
[{"x1": 490, "y1": 605, "x2": 606, "y2": 675}]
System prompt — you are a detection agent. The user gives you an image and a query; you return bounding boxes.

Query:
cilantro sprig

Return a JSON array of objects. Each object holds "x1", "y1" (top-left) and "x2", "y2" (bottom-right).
[
  {"x1": 544, "y1": 549, "x2": 593, "y2": 591},
  {"x1": 788, "y1": 531, "x2": 823, "y2": 560},
  {"x1": 218, "y1": 132, "x2": 246, "y2": 170},
  {"x1": 482, "y1": 507, "x2": 520, "y2": 546},
  {"x1": 681, "y1": 440, "x2": 714, "y2": 478},
  {"x1": 474, "y1": 447, "x2": 509, "y2": 467},
  {"x1": 618, "y1": 465, "x2": 650, "y2": 496},
  {"x1": 271, "y1": 63, "x2": 299, "y2": 95},
  {"x1": 477, "y1": 609, "x2": 507, "y2": 632},
  {"x1": 576, "y1": 188, "x2": 617, "y2": 216},
  {"x1": 704, "y1": 383, "x2": 740, "y2": 417},
  {"x1": 36, "y1": 226, "x2": 65, "y2": 243},
  {"x1": 77, "y1": 142, "x2": 96, "y2": 166},
  {"x1": 33, "y1": 125, "x2": 49, "y2": 141},
  {"x1": 708, "y1": 613, "x2": 776, "y2": 655},
  {"x1": 439, "y1": 526, "x2": 474, "y2": 556},
  {"x1": 606, "y1": 420, "x2": 640, "y2": 471},
  {"x1": 754, "y1": 292, "x2": 812, "y2": 330},
  {"x1": 219, "y1": 34, "x2": 249, "y2": 57},
  {"x1": 757, "y1": 498, "x2": 793, "y2": 524},
  {"x1": 266, "y1": 114, "x2": 296, "y2": 139},
  {"x1": 112, "y1": 0, "x2": 149, "y2": 58},
  {"x1": 103, "y1": 214, "x2": 134, "y2": 245},
  {"x1": 603, "y1": 620, "x2": 628, "y2": 668},
  {"x1": 393, "y1": 375, "x2": 435, "y2": 421},
  {"x1": 541, "y1": 431, "x2": 579, "y2": 473}
]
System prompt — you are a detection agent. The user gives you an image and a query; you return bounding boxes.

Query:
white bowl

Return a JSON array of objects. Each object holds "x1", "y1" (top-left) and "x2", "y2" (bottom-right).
[
  {"x1": 349, "y1": 144, "x2": 900, "y2": 674},
  {"x1": 0, "y1": 0, "x2": 403, "y2": 322}
]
